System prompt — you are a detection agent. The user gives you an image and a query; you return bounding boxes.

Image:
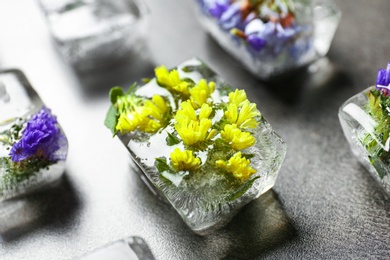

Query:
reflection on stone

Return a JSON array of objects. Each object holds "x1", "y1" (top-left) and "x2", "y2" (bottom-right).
[
  {"x1": 0, "y1": 198, "x2": 43, "y2": 234},
  {"x1": 265, "y1": 57, "x2": 351, "y2": 104},
  {"x1": 204, "y1": 190, "x2": 296, "y2": 259},
  {"x1": 74, "y1": 44, "x2": 155, "y2": 97},
  {"x1": 0, "y1": 175, "x2": 80, "y2": 239}
]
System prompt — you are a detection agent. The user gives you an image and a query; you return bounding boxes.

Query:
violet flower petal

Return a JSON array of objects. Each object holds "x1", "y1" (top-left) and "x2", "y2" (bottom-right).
[
  {"x1": 220, "y1": 3, "x2": 241, "y2": 30},
  {"x1": 208, "y1": 0, "x2": 230, "y2": 18},
  {"x1": 247, "y1": 35, "x2": 266, "y2": 51},
  {"x1": 9, "y1": 107, "x2": 66, "y2": 163}
]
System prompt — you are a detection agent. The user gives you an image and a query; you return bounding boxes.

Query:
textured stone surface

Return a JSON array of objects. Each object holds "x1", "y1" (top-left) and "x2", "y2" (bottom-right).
[{"x1": 0, "y1": 0, "x2": 389, "y2": 259}]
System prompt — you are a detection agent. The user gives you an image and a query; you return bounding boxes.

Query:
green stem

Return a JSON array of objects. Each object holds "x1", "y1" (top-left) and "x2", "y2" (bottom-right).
[
  {"x1": 0, "y1": 134, "x2": 10, "y2": 144},
  {"x1": 0, "y1": 118, "x2": 15, "y2": 126}
]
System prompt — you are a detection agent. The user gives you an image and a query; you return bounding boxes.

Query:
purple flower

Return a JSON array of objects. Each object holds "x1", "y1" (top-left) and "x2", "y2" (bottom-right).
[
  {"x1": 244, "y1": 17, "x2": 300, "y2": 54},
  {"x1": 220, "y1": 2, "x2": 242, "y2": 30},
  {"x1": 208, "y1": 0, "x2": 230, "y2": 19},
  {"x1": 247, "y1": 35, "x2": 266, "y2": 51},
  {"x1": 376, "y1": 63, "x2": 390, "y2": 92},
  {"x1": 9, "y1": 107, "x2": 67, "y2": 163},
  {"x1": 276, "y1": 23, "x2": 296, "y2": 40},
  {"x1": 244, "y1": 19, "x2": 267, "y2": 51}
]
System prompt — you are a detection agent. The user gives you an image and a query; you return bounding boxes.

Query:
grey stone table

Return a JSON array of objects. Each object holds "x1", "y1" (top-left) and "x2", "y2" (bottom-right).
[{"x1": 0, "y1": 0, "x2": 389, "y2": 259}]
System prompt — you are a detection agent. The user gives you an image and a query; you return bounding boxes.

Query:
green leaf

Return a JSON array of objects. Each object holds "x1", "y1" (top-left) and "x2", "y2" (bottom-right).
[
  {"x1": 227, "y1": 176, "x2": 260, "y2": 201},
  {"x1": 125, "y1": 83, "x2": 138, "y2": 95},
  {"x1": 104, "y1": 105, "x2": 118, "y2": 136},
  {"x1": 109, "y1": 87, "x2": 124, "y2": 104},
  {"x1": 181, "y1": 78, "x2": 196, "y2": 85},
  {"x1": 166, "y1": 132, "x2": 181, "y2": 146},
  {"x1": 218, "y1": 83, "x2": 233, "y2": 96},
  {"x1": 142, "y1": 78, "x2": 152, "y2": 83},
  {"x1": 181, "y1": 64, "x2": 216, "y2": 79},
  {"x1": 241, "y1": 153, "x2": 255, "y2": 160},
  {"x1": 155, "y1": 157, "x2": 170, "y2": 173}
]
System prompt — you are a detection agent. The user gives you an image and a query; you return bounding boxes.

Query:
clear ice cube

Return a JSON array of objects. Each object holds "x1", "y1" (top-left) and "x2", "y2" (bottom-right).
[
  {"x1": 38, "y1": 0, "x2": 148, "y2": 71},
  {"x1": 339, "y1": 87, "x2": 390, "y2": 195},
  {"x1": 0, "y1": 69, "x2": 68, "y2": 201},
  {"x1": 117, "y1": 59, "x2": 287, "y2": 234},
  {"x1": 194, "y1": 0, "x2": 341, "y2": 79},
  {"x1": 78, "y1": 236, "x2": 155, "y2": 260}
]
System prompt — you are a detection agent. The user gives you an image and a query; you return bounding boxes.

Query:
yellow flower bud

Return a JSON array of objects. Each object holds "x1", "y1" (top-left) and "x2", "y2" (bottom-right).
[{"x1": 170, "y1": 148, "x2": 201, "y2": 171}]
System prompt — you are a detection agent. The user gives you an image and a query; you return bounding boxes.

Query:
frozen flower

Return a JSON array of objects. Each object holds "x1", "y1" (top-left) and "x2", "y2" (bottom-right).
[
  {"x1": 116, "y1": 94, "x2": 169, "y2": 134},
  {"x1": 116, "y1": 109, "x2": 145, "y2": 133},
  {"x1": 225, "y1": 101, "x2": 260, "y2": 129},
  {"x1": 243, "y1": 13, "x2": 299, "y2": 52},
  {"x1": 175, "y1": 101, "x2": 213, "y2": 122},
  {"x1": 175, "y1": 118, "x2": 215, "y2": 146},
  {"x1": 174, "y1": 101, "x2": 216, "y2": 146},
  {"x1": 221, "y1": 124, "x2": 255, "y2": 150},
  {"x1": 190, "y1": 79, "x2": 215, "y2": 108},
  {"x1": 175, "y1": 100, "x2": 197, "y2": 122},
  {"x1": 275, "y1": 23, "x2": 295, "y2": 40},
  {"x1": 216, "y1": 151, "x2": 256, "y2": 181},
  {"x1": 220, "y1": 2, "x2": 242, "y2": 30},
  {"x1": 9, "y1": 107, "x2": 66, "y2": 163},
  {"x1": 155, "y1": 66, "x2": 189, "y2": 96},
  {"x1": 199, "y1": 103, "x2": 213, "y2": 119},
  {"x1": 376, "y1": 63, "x2": 390, "y2": 93},
  {"x1": 208, "y1": 0, "x2": 230, "y2": 18},
  {"x1": 247, "y1": 34, "x2": 267, "y2": 51},
  {"x1": 170, "y1": 148, "x2": 201, "y2": 171},
  {"x1": 225, "y1": 89, "x2": 261, "y2": 129},
  {"x1": 144, "y1": 95, "x2": 169, "y2": 122},
  {"x1": 228, "y1": 89, "x2": 248, "y2": 107}
]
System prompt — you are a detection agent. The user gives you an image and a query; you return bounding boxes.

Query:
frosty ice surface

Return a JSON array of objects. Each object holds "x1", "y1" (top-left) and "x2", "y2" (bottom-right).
[
  {"x1": 106, "y1": 58, "x2": 287, "y2": 234},
  {"x1": 38, "y1": 0, "x2": 148, "y2": 71},
  {"x1": 0, "y1": 69, "x2": 68, "y2": 201}
]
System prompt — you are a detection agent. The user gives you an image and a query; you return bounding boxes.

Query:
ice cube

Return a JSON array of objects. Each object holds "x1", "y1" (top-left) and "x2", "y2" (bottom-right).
[
  {"x1": 38, "y1": 0, "x2": 148, "y2": 71},
  {"x1": 78, "y1": 236, "x2": 155, "y2": 260},
  {"x1": 0, "y1": 69, "x2": 68, "y2": 201},
  {"x1": 339, "y1": 87, "x2": 390, "y2": 195},
  {"x1": 194, "y1": 0, "x2": 341, "y2": 79},
  {"x1": 109, "y1": 58, "x2": 287, "y2": 234}
]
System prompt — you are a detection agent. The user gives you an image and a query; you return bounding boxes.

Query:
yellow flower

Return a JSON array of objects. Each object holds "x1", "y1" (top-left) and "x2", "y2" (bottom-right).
[
  {"x1": 174, "y1": 101, "x2": 216, "y2": 146},
  {"x1": 144, "y1": 94, "x2": 168, "y2": 121},
  {"x1": 190, "y1": 79, "x2": 215, "y2": 108},
  {"x1": 175, "y1": 100, "x2": 197, "y2": 122},
  {"x1": 116, "y1": 111, "x2": 142, "y2": 133},
  {"x1": 229, "y1": 89, "x2": 248, "y2": 107},
  {"x1": 221, "y1": 124, "x2": 255, "y2": 150},
  {"x1": 170, "y1": 148, "x2": 201, "y2": 171},
  {"x1": 225, "y1": 101, "x2": 260, "y2": 129},
  {"x1": 199, "y1": 103, "x2": 213, "y2": 119},
  {"x1": 155, "y1": 66, "x2": 189, "y2": 96},
  {"x1": 216, "y1": 152, "x2": 256, "y2": 181},
  {"x1": 175, "y1": 118, "x2": 215, "y2": 146},
  {"x1": 116, "y1": 94, "x2": 169, "y2": 134},
  {"x1": 138, "y1": 117, "x2": 163, "y2": 133}
]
